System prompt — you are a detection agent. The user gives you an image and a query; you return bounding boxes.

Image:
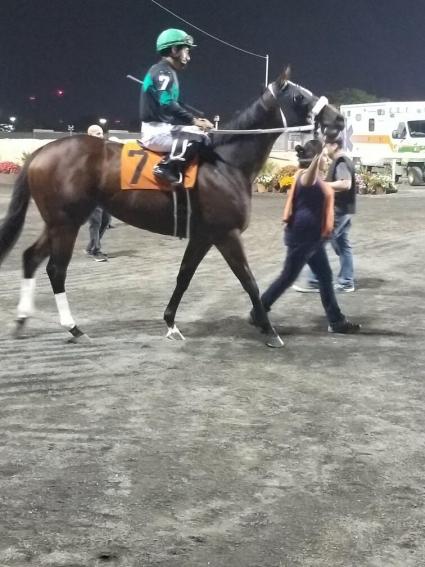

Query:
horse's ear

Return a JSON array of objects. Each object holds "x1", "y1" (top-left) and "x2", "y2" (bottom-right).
[{"x1": 276, "y1": 65, "x2": 291, "y2": 88}]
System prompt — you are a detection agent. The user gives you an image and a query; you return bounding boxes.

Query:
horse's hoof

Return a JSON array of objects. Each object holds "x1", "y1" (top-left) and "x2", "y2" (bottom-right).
[
  {"x1": 67, "y1": 333, "x2": 92, "y2": 344},
  {"x1": 67, "y1": 326, "x2": 92, "y2": 344},
  {"x1": 265, "y1": 334, "x2": 285, "y2": 348},
  {"x1": 166, "y1": 325, "x2": 185, "y2": 341},
  {"x1": 14, "y1": 318, "x2": 28, "y2": 339}
]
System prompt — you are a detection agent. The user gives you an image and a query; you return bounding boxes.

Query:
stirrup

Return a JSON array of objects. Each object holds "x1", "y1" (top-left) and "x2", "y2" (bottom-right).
[{"x1": 153, "y1": 165, "x2": 183, "y2": 186}]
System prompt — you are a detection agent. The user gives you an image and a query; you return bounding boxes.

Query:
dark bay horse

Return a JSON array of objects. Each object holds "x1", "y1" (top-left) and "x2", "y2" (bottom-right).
[{"x1": 0, "y1": 71, "x2": 344, "y2": 347}]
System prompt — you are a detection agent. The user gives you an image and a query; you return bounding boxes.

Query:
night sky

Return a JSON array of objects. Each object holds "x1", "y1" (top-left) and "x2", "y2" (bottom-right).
[{"x1": 1, "y1": 0, "x2": 424, "y2": 129}]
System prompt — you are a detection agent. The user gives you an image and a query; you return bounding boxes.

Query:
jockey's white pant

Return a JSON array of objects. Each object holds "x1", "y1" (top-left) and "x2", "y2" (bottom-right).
[{"x1": 140, "y1": 122, "x2": 208, "y2": 153}]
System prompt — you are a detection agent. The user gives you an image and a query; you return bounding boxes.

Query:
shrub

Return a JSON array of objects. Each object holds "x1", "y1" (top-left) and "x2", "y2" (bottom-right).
[
  {"x1": 21, "y1": 151, "x2": 32, "y2": 164},
  {"x1": 356, "y1": 172, "x2": 397, "y2": 194}
]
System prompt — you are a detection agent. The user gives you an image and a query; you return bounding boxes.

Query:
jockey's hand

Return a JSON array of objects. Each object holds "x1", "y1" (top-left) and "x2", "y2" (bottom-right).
[{"x1": 193, "y1": 117, "x2": 214, "y2": 131}]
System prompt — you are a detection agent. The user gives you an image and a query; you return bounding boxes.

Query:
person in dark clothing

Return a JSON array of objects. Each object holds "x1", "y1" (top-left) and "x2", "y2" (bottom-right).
[
  {"x1": 324, "y1": 137, "x2": 356, "y2": 291},
  {"x1": 85, "y1": 207, "x2": 111, "y2": 262},
  {"x1": 255, "y1": 140, "x2": 360, "y2": 334},
  {"x1": 139, "y1": 28, "x2": 213, "y2": 185},
  {"x1": 84, "y1": 124, "x2": 111, "y2": 262}
]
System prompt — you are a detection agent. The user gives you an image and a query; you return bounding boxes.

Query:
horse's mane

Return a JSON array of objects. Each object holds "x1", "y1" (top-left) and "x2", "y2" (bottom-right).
[{"x1": 211, "y1": 94, "x2": 268, "y2": 148}]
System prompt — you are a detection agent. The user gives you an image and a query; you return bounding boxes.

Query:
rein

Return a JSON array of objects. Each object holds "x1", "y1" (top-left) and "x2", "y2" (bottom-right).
[
  {"x1": 209, "y1": 125, "x2": 315, "y2": 135},
  {"x1": 209, "y1": 84, "x2": 328, "y2": 136}
]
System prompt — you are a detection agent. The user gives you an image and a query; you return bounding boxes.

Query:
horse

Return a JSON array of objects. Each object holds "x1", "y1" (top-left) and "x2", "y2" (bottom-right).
[{"x1": 0, "y1": 69, "x2": 344, "y2": 348}]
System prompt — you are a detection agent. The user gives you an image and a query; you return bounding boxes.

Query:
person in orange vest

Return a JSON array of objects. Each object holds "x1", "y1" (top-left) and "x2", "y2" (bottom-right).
[{"x1": 293, "y1": 133, "x2": 357, "y2": 292}]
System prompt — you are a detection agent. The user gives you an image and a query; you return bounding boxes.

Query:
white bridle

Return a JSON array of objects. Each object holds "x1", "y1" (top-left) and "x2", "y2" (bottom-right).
[{"x1": 267, "y1": 81, "x2": 329, "y2": 126}]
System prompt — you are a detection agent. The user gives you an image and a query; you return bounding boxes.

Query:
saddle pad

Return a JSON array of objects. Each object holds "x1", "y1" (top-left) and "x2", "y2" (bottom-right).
[{"x1": 121, "y1": 142, "x2": 198, "y2": 191}]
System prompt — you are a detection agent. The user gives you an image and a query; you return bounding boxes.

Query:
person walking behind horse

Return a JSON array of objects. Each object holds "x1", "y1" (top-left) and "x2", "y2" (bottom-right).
[
  {"x1": 85, "y1": 124, "x2": 111, "y2": 262},
  {"x1": 253, "y1": 140, "x2": 360, "y2": 334},
  {"x1": 139, "y1": 28, "x2": 213, "y2": 185},
  {"x1": 293, "y1": 134, "x2": 357, "y2": 292}
]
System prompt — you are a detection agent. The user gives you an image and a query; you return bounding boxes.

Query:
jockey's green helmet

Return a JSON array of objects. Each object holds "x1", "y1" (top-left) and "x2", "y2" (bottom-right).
[{"x1": 156, "y1": 29, "x2": 196, "y2": 53}]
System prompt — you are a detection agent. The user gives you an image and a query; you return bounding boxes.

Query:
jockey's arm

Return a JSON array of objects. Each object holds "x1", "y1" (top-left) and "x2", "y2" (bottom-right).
[
  {"x1": 161, "y1": 98, "x2": 195, "y2": 124},
  {"x1": 153, "y1": 70, "x2": 212, "y2": 128}
]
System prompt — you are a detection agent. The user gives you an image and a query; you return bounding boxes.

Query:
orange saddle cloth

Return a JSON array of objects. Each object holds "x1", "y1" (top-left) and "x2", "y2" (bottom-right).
[{"x1": 120, "y1": 141, "x2": 198, "y2": 191}]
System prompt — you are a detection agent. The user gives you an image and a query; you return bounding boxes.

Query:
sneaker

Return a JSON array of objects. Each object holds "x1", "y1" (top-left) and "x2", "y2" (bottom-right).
[
  {"x1": 328, "y1": 319, "x2": 361, "y2": 334},
  {"x1": 292, "y1": 283, "x2": 320, "y2": 293},
  {"x1": 334, "y1": 283, "x2": 355, "y2": 293},
  {"x1": 92, "y1": 251, "x2": 108, "y2": 262}
]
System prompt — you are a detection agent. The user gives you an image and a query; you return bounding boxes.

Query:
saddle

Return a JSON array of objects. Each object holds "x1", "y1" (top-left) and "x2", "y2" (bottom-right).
[{"x1": 120, "y1": 142, "x2": 198, "y2": 191}]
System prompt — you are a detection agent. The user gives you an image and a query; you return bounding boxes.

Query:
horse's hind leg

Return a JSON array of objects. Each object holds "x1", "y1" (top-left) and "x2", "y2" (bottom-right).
[
  {"x1": 15, "y1": 227, "x2": 50, "y2": 337},
  {"x1": 46, "y1": 224, "x2": 90, "y2": 343},
  {"x1": 215, "y1": 230, "x2": 284, "y2": 348},
  {"x1": 164, "y1": 236, "x2": 212, "y2": 340}
]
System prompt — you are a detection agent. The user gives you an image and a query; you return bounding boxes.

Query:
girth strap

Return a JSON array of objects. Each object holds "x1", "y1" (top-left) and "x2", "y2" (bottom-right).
[{"x1": 172, "y1": 188, "x2": 192, "y2": 239}]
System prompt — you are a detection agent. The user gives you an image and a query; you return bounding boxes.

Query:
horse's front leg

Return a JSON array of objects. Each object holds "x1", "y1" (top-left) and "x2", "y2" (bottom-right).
[
  {"x1": 215, "y1": 229, "x2": 284, "y2": 348},
  {"x1": 164, "y1": 236, "x2": 212, "y2": 340}
]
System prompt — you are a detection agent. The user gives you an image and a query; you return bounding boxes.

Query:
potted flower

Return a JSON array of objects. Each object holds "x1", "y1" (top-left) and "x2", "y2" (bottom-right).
[
  {"x1": 275, "y1": 164, "x2": 298, "y2": 193},
  {"x1": 357, "y1": 171, "x2": 397, "y2": 195},
  {"x1": 255, "y1": 173, "x2": 274, "y2": 192},
  {"x1": 254, "y1": 161, "x2": 279, "y2": 192},
  {"x1": 0, "y1": 161, "x2": 22, "y2": 185}
]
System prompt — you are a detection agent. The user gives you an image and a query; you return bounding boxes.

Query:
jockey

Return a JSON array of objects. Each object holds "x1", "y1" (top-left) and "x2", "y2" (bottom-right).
[{"x1": 139, "y1": 28, "x2": 213, "y2": 185}]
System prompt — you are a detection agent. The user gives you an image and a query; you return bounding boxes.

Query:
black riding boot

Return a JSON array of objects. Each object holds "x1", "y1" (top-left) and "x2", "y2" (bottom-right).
[{"x1": 154, "y1": 140, "x2": 200, "y2": 186}]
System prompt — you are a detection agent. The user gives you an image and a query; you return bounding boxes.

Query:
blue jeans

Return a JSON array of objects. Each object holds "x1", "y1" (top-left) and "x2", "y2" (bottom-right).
[
  {"x1": 308, "y1": 213, "x2": 354, "y2": 287},
  {"x1": 261, "y1": 237, "x2": 345, "y2": 325}
]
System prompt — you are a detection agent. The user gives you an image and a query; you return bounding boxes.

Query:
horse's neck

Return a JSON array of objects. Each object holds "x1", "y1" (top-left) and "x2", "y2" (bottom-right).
[{"x1": 214, "y1": 103, "x2": 282, "y2": 182}]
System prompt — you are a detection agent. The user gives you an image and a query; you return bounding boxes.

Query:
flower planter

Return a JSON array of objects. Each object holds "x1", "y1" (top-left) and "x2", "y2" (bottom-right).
[
  {"x1": 0, "y1": 173, "x2": 19, "y2": 186},
  {"x1": 374, "y1": 185, "x2": 385, "y2": 195},
  {"x1": 255, "y1": 183, "x2": 268, "y2": 193}
]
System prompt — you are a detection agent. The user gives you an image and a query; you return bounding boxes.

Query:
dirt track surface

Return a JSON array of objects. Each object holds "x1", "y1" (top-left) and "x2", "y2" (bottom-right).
[{"x1": 1, "y1": 184, "x2": 425, "y2": 567}]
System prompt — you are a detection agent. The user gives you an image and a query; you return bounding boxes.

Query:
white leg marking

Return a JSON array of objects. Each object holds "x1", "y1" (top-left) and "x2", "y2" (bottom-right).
[
  {"x1": 54, "y1": 292, "x2": 76, "y2": 330},
  {"x1": 166, "y1": 325, "x2": 185, "y2": 340},
  {"x1": 17, "y1": 278, "x2": 36, "y2": 319}
]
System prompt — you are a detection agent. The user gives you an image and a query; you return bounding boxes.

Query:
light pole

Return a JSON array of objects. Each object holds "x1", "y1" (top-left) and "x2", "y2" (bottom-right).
[
  {"x1": 213, "y1": 115, "x2": 220, "y2": 129},
  {"x1": 98, "y1": 118, "x2": 107, "y2": 128}
]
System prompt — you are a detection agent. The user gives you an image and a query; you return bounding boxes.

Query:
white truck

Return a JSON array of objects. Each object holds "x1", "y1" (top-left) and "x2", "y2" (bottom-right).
[{"x1": 340, "y1": 101, "x2": 425, "y2": 185}]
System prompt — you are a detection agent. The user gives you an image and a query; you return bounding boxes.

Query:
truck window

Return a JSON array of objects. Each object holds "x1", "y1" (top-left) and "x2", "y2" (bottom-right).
[
  {"x1": 368, "y1": 118, "x2": 375, "y2": 132},
  {"x1": 407, "y1": 120, "x2": 425, "y2": 137}
]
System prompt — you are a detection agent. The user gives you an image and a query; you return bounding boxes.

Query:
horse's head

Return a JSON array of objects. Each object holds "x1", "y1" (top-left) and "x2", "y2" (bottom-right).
[{"x1": 268, "y1": 67, "x2": 345, "y2": 139}]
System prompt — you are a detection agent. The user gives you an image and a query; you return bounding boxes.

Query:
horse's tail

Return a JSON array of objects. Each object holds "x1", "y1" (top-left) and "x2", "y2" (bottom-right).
[{"x1": 0, "y1": 160, "x2": 31, "y2": 266}]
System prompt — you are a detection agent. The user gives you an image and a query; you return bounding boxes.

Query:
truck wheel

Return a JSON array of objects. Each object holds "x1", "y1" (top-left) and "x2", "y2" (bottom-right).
[{"x1": 407, "y1": 166, "x2": 423, "y2": 186}]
